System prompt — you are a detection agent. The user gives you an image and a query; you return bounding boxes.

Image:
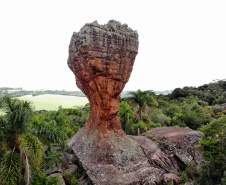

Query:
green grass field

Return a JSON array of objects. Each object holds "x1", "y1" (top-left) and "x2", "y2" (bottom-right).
[{"x1": 18, "y1": 94, "x2": 89, "y2": 111}]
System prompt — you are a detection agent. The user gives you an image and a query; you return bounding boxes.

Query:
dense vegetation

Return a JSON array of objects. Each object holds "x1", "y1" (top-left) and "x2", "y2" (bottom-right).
[
  {"x1": 0, "y1": 96, "x2": 89, "y2": 185},
  {"x1": 119, "y1": 80, "x2": 226, "y2": 185},
  {"x1": 0, "y1": 80, "x2": 225, "y2": 184}
]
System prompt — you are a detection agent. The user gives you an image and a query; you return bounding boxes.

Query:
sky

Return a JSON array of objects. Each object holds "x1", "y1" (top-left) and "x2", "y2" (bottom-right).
[{"x1": 0, "y1": 0, "x2": 225, "y2": 91}]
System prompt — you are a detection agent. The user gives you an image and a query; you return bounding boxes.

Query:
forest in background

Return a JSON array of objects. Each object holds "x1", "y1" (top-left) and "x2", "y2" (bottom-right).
[
  {"x1": 0, "y1": 88, "x2": 172, "y2": 99},
  {"x1": 0, "y1": 79, "x2": 226, "y2": 185}
]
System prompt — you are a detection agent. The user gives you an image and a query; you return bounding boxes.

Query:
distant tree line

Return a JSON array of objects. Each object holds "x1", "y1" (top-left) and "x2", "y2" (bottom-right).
[
  {"x1": 0, "y1": 88, "x2": 86, "y2": 98},
  {"x1": 0, "y1": 88, "x2": 173, "y2": 99}
]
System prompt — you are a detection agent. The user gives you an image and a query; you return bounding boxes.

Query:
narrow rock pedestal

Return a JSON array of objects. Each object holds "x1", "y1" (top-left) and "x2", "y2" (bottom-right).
[{"x1": 67, "y1": 20, "x2": 180, "y2": 185}]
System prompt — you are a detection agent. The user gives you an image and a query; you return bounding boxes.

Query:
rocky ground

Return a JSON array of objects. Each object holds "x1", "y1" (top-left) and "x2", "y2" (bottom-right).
[{"x1": 55, "y1": 127, "x2": 203, "y2": 185}]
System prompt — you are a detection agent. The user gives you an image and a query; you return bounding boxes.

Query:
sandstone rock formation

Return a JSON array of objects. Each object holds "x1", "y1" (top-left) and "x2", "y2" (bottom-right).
[
  {"x1": 67, "y1": 20, "x2": 188, "y2": 185},
  {"x1": 146, "y1": 127, "x2": 203, "y2": 166},
  {"x1": 68, "y1": 20, "x2": 138, "y2": 140},
  {"x1": 131, "y1": 127, "x2": 203, "y2": 174}
]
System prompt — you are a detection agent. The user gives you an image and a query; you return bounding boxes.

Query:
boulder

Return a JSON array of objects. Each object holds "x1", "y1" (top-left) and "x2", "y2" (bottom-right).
[
  {"x1": 60, "y1": 152, "x2": 78, "y2": 174},
  {"x1": 146, "y1": 127, "x2": 203, "y2": 166},
  {"x1": 49, "y1": 173, "x2": 66, "y2": 185},
  {"x1": 67, "y1": 20, "x2": 199, "y2": 185},
  {"x1": 129, "y1": 135, "x2": 180, "y2": 173}
]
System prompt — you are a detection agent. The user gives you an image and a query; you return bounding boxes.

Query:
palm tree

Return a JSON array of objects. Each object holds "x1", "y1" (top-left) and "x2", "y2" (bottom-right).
[
  {"x1": 128, "y1": 89, "x2": 158, "y2": 122},
  {"x1": 119, "y1": 101, "x2": 135, "y2": 131},
  {"x1": 0, "y1": 96, "x2": 44, "y2": 185}
]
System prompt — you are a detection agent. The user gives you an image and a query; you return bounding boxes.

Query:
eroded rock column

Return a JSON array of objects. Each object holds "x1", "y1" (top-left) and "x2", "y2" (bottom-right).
[
  {"x1": 68, "y1": 20, "x2": 138, "y2": 141},
  {"x1": 67, "y1": 20, "x2": 180, "y2": 185}
]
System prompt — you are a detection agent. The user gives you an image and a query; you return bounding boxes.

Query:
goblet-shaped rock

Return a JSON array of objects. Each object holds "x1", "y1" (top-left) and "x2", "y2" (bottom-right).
[
  {"x1": 67, "y1": 21, "x2": 180, "y2": 185},
  {"x1": 68, "y1": 20, "x2": 138, "y2": 141}
]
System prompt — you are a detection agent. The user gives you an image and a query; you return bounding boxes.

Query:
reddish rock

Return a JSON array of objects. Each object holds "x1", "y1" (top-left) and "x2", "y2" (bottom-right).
[
  {"x1": 67, "y1": 20, "x2": 138, "y2": 141},
  {"x1": 67, "y1": 20, "x2": 182, "y2": 185}
]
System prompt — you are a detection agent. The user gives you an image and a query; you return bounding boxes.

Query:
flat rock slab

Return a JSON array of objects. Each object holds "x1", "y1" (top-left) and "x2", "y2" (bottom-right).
[{"x1": 146, "y1": 127, "x2": 203, "y2": 164}]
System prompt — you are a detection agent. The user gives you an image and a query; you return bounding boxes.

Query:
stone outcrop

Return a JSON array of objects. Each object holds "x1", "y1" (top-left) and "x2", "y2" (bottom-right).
[
  {"x1": 129, "y1": 135, "x2": 181, "y2": 173},
  {"x1": 44, "y1": 147, "x2": 79, "y2": 185},
  {"x1": 146, "y1": 127, "x2": 203, "y2": 168},
  {"x1": 68, "y1": 20, "x2": 138, "y2": 140},
  {"x1": 128, "y1": 127, "x2": 202, "y2": 184},
  {"x1": 127, "y1": 127, "x2": 203, "y2": 184},
  {"x1": 67, "y1": 20, "x2": 201, "y2": 185}
]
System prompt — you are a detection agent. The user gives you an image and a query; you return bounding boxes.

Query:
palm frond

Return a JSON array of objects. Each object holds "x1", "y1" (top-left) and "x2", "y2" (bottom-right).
[
  {"x1": 0, "y1": 150, "x2": 22, "y2": 185},
  {"x1": 0, "y1": 96, "x2": 34, "y2": 136},
  {"x1": 19, "y1": 133, "x2": 44, "y2": 171},
  {"x1": 32, "y1": 122, "x2": 67, "y2": 148}
]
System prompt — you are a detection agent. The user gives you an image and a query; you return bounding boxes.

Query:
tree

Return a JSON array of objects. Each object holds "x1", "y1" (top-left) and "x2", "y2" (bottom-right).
[
  {"x1": 128, "y1": 89, "x2": 158, "y2": 122},
  {"x1": 197, "y1": 115, "x2": 226, "y2": 184},
  {"x1": 119, "y1": 101, "x2": 134, "y2": 130},
  {"x1": 0, "y1": 96, "x2": 44, "y2": 185},
  {"x1": 151, "y1": 109, "x2": 171, "y2": 126},
  {"x1": 171, "y1": 88, "x2": 188, "y2": 99},
  {"x1": 131, "y1": 121, "x2": 147, "y2": 135}
]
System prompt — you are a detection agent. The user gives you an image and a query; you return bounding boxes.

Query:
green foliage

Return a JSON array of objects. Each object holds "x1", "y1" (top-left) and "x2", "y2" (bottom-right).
[
  {"x1": 131, "y1": 121, "x2": 147, "y2": 135},
  {"x1": 32, "y1": 119, "x2": 67, "y2": 148},
  {"x1": 42, "y1": 148, "x2": 63, "y2": 171},
  {"x1": 128, "y1": 89, "x2": 157, "y2": 121},
  {"x1": 119, "y1": 101, "x2": 135, "y2": 132},
  {"x1": 31, "y1": 172, "x2": 62, "y2": 185},
  {"x1": 163, "y1": 104, "x2": 181, "y2": 118},
  {"x1": 147, "y1": 122, "x2": 161, "y2": 129},
  {"x1": 31, "y1": 110, "x2": 75, "y2": 148},
  {"x1": 64, "y1": 108, "x2": 82, "y2": 117},
  {"x1": 73, "y1": 126, "x2": 80, "y2": 133},
  {"x1": 0, "y1": 96, "x2": 34, "y2": 147},
  {"x1": 20, "y1": 133, "x2": 44, "y2": 170},
  {"x1": 0, "y1": 80, "x2": 225, "y2": 184},
  {"x1": 171, "y1": 87, "x2": 188, "y2": 99},
  {"x1": 221, "y1": 172, "x2": 226, "y2": 185},
  {"x1": 0, "y1": 96, "x2": 46, "y2": 184},
  {"x1": 171, "y1": 80, "x2": 226, "y2": 105},
  {"x1": 197, "y1": 115, "x2": 226, "y2": 184},
  {"x1": 180, "y1": 110, "x2": 209, "y2": 129},
  {"x1": 63, "y1": 173, "x2": 79, "y2": 185},
  {"x1": 166, "y1": 182, "x2": 174, "y2": 185},
  {"x1": 212, "y1": 104, "x2": 224, "y2": 114},
  {"x1": 177, "y1": 162, "x2": 199, "y2": 184},
  {"x1": 0, "y1": 150, "x2": 22, "y2": 185},
  {"x1": 151, "y1": 109, "x2": 171, "y2": 126}
]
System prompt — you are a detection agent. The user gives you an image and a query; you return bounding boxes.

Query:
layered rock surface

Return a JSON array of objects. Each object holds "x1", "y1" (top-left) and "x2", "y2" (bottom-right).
[
  {"x1": 67, "y1": 20, "x2": 201, "y2": 185},
  {"x1": 146, "y1": 127, "x2": 203, "y2": 166},
  {"x1": 68, "y1": 20, "x2": 138, "y2": 140}
]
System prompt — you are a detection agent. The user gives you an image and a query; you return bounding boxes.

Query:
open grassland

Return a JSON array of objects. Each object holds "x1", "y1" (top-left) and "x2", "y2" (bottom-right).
[{"x1": 18, "y1": 94, "x2": 89, "y2": 111}]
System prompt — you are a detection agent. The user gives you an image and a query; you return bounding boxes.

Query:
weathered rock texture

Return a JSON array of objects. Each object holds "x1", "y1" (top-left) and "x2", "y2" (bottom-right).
[
  {"x1": 67, "y1": 20, "x2": 187, "y2": 185},
  {"x1": 146, "y1": 127, "x2": 203, "y2": 168},
  {"x1": 68, "y1": 20, "x2": 138, "y2": 140}
]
